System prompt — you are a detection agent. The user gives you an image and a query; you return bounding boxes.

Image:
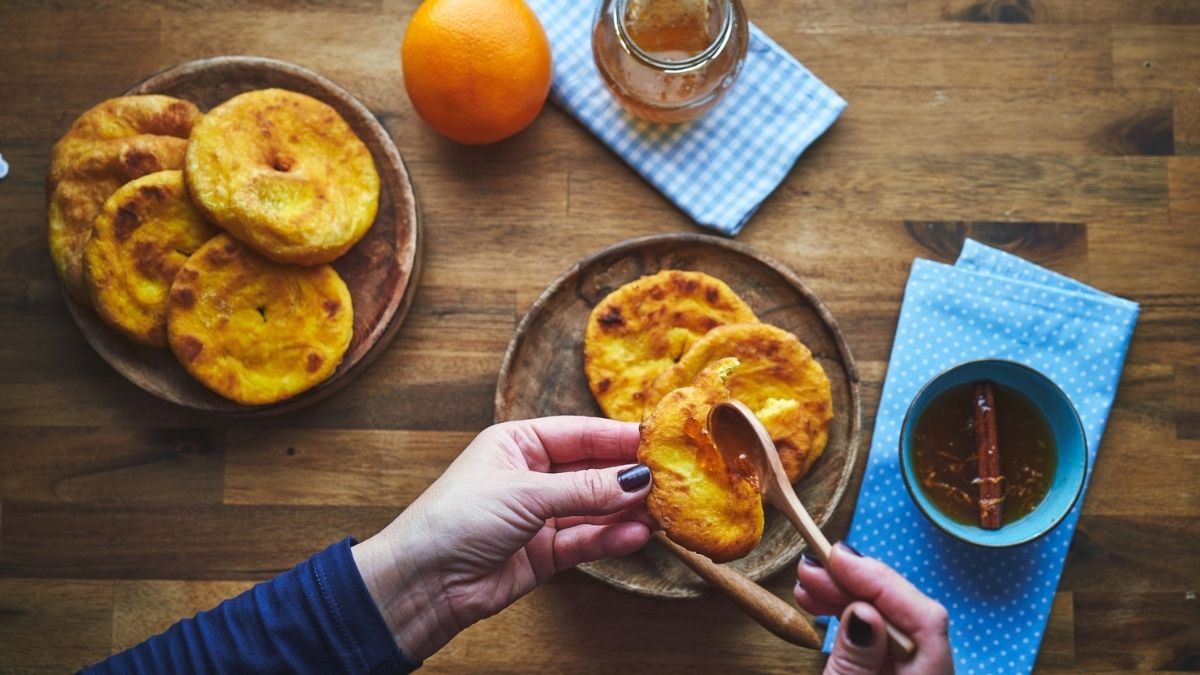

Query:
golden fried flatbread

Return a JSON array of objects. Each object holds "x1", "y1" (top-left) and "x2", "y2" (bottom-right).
[
  {"x1": 639, "y1": 357, "x2": 763, "y2": 563},
  {"x1": 48, "y1": 135, "x2": 191, "y2": 305},
  {"x1": 49, "y1": 95, "x2": 201, "y2": 187},
  {"x1": 648, "y1": 323, "x2": 833, "y2": 483},
  {"x1": 584, "y1": 270, "x2": 757, "y2": 422},
  {"x1": 166, "y1": 234, "x2": 353, "y2": 405},
  {"x1": 48, "y1": 96, "x2": 200, "y2": 305},
  {"x1": 185, "y1": 89, "x2": 380, "y2": 265},
  {"x1": 84, "y1": 170, "x2": 218, "y2": 346}
]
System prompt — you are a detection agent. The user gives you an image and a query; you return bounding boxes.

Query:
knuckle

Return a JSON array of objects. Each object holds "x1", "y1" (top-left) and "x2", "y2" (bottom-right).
[
  {"x1": 485, "y1": 420, "x2": 512, "y2": 435},
  {"x1": 477, "y1": 422, "x2": 511, "y2": 445},
  {"x1": 579, "y1": 469, "x2": 608, "y2": 506}
]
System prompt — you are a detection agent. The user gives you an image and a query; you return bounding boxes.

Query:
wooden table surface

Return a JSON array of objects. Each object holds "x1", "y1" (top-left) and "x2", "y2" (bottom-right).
[{"x1": 1, "y1": 0, "x2": 1198, "y2": 672}]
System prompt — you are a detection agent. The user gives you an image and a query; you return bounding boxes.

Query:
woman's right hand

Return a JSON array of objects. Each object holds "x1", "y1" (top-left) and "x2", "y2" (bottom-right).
[{"x1": 794, "y1": 543, "x2": 954, "y2": 675}]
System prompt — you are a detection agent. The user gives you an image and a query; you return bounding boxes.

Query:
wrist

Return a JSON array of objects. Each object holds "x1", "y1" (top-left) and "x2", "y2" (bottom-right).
[{"x1": 352, "y1": 511, "x2": 457, "y2": 663}]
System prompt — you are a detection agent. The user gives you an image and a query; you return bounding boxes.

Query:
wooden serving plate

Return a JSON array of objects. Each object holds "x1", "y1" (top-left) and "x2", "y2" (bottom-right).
[
  {"x1": 495, "y1": 233, "x2": 861, "y2": 598},
  {"x1": 61, "y1": 56, "x2": 421, "y2": 416}
]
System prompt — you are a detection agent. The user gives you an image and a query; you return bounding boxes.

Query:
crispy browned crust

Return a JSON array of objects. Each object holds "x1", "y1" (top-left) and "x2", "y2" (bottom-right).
[
  {"x1": 583, "y1": 270, "x2": 758, "y2": 422},
  {"x1": 49, "y1": 95, "x2": 201, "y2": 187},
  {"x1": 639, "y1": 358, "x2": 764, "y2": 563},
  {"x1": 184, "y1": 89, "x2": 379, "y2": 265},
  {"x1": 47, "y1": 95, "x2": 201, "y2": 306},
  {"x1": 84, "y1": 170, "x2": 218, "y2": 346},
  {"x1": 166, "y1": 234, "x2": 353, "y2": 405},
  {"x1": 48, "y1": 136, "x2": 191, "y2": 305},
  {"x1": 648, "y1": 323, "x2": 833, "y2": 483}
]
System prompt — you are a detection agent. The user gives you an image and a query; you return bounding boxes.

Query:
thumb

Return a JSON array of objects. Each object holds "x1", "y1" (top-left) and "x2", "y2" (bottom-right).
[
  {"x1": 523, "y1": 464, "x2": 652, "y2": 518},
  {"x1": 825, "y1": 602, "x2": 888, "y2": 675}
]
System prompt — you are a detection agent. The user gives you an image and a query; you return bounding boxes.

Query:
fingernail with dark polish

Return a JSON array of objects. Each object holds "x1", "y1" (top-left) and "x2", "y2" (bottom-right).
[
  {"x1": 617, "y1": 464, "x2": 651, "y2": 492},
  {"x1": 847, "y1": 610, "x2": 874, "y2": 648},
  {"x1": 801, "y1": 552, "x2": 823, "y2": 568},
  {"x1": 839, "y1": 541, "x2": 863, "y2": 557}
]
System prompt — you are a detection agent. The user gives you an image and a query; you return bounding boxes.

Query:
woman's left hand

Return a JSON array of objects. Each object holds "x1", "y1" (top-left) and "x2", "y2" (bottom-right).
[{"x1": 352, "y1": 416, "x2": 653, "y2": 662}]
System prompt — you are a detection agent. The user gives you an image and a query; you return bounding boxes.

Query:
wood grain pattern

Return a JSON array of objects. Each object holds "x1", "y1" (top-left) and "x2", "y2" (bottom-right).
[
  {"x1": 1034, "y1": 592, "x2": 1076, "y2": 669},
  {"x1": 1177, "y1": 91, "x2": 1200, "y2": 155},
  {"x1": 0, "y1": 579, "x2": 115, "y2": 673},
  {"x1": 1113, "y1": 26, "x2": 1200, "y2": 89},
  {"x1": 223, "y1": 428, "x2": 469, "y2": 505},
  {"x1": 906, "y1": 0, "x2": 1200, "y2": 24},
  {"x1": 1072, "y1": 591, "x2": 1200, "y2": 670},
  {"x1": 0, "y1": 503, "x2": 397, "y2": 579},
  {"x1": 1, "y1": 0, "x2": 1198, "y2": 671},
  {"x1": 494, "y1": 234, "x2": 861, "y2": 598},
  {"x1": 0, "y1": 426, "x2": 223, "y2": 504}
]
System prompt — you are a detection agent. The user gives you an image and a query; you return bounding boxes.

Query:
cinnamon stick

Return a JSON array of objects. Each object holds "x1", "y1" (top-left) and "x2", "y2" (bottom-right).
[{"x1": 973, "y1": 382, "x2": 1003, "y2": 529}]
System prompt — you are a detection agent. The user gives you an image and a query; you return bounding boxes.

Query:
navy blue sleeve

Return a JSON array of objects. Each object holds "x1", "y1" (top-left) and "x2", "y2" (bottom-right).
[{"x1": 84, "y1": 538, "x2": 420, "y2": 674}]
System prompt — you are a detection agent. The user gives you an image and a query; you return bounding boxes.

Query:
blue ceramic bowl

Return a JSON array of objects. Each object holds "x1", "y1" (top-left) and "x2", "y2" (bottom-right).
[{"x1": 899, "y1": 360, "x2": 1087, "y2": 548}]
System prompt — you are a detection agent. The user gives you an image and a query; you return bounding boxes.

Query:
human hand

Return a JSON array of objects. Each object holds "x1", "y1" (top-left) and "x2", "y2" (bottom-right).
[
  {"x1": 795, "y1": 543, "x2": 954, "y2": 675},
  {"x1": 352, "y1": 416, "x2": 652, "y2": 662}
]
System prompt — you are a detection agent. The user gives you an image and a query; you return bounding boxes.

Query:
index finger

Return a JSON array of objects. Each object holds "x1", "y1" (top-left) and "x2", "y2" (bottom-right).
[{"x1": 496, "y1": 416, "x2": 641, "y2": 470}]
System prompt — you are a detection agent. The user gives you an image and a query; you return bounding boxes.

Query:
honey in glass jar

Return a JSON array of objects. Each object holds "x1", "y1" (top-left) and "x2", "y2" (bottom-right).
[{"x1": 592, "y1": 0, "x2": 749, "y2": 123}]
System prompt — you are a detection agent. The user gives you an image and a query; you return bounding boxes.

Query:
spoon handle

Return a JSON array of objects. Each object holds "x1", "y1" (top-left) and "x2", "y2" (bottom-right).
[
  {"x1": 773, "y1": 483, "x2": 833, "y2": 563},
  {"x1": 772, "y1": 487, "x2": 918, "y2": 661},
  {"x1": 654, "y1": 532, "x2": 822, "y2": 649}
]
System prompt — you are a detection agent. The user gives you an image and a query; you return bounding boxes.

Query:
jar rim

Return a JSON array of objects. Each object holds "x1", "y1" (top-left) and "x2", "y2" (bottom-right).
[{"x1": 613, "y1": 0, "x2": 736, "y2": 72}]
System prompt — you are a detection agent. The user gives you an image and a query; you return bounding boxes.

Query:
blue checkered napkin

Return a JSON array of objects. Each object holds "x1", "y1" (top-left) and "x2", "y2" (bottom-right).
[
  {"x1": 821, "y1": 240, "x2": 1139, "y2": 674},
  {"x1": 524, "y1": 0, "x2": 846, "y2": 236}
]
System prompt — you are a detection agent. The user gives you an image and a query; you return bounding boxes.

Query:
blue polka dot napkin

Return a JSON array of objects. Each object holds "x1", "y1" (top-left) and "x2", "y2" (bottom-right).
[
  {"x1": 820, "y1": 240, "x2": 1138, "y2": 673},
  {"x1": 524, "y1": 0, "x2": 846, "y2": 236}
]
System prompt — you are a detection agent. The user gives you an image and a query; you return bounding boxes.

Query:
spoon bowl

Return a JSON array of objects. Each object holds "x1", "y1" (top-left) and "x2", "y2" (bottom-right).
[
  {"x1": 708, "y1": 400, "x2": 917, "y2": 660},
  {"x1": 709, "y1": 401, "x2": 833, "y2": 559}
]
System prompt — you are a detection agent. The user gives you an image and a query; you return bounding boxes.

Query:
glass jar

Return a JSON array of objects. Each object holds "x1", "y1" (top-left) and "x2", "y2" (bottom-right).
[{"x1": 593, "y1": 0, "x2": 749, "y2": 124}]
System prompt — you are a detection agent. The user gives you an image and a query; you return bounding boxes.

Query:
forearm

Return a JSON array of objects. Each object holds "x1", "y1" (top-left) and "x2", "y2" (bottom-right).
[{"x1": 84, "y1": 538, "x2": 417, "y2": 674}]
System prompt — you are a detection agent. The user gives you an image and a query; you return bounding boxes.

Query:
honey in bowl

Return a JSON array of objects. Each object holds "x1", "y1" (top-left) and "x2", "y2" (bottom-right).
[{"x1": 910, "y1": 381, "x2": 1057, "y2": 527}]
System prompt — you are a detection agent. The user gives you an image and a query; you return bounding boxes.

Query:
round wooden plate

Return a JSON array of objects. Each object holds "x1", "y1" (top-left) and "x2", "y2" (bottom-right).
[
  {"x1": 61, "y1": 56, "x2": 421, "y2": 416},
  {"x1": 495, "y1": 233, "x2": 862, "y2": 598}
]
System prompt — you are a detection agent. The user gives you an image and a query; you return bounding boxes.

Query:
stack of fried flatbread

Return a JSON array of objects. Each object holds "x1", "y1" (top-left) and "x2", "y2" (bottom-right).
[
  {"x1": 582, "y1": 270, "x2": 834, "y2": 562},
  {"x1": 48, "y1": 89, "x2": 379, "y2": 405}
]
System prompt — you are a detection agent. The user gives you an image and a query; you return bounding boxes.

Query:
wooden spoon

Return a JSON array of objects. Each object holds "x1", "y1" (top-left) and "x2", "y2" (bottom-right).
[
  {"x1": 654, "y1": 532, "x2": 822, "y2": 649},
  {"x1": 708, "y1": 400, "x2": 918, "y2": 661}
]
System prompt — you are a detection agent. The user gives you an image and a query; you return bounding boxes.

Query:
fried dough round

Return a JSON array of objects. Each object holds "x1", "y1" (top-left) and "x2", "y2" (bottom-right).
[
  {"x1": 166, "y1": 234, "x2": 353, "y2": 405},
  {"x1": 84, "y1": 171, "x2": 218, "y2": 346},
  {"x1": 584, "y1": 270, "x2": 758, "y2": 422},
  {"x1": 184, "y1": 88, "x2": 380, "y2": 265},
  {"x1": 48, "y1": 95, "x2": 200, "y2": 305},
  {"x1": 639, "y1": 357, "x2": 764, "y2": 563},
  {"x1": 648, "y1": 323, "x2": 834, "y2": 483},
  {"x1": 49, "y1": 95, "x2": 201, "y2": 186},
  {"x1": 48, "y1": 135, "x2": 191, "y2": 305}
]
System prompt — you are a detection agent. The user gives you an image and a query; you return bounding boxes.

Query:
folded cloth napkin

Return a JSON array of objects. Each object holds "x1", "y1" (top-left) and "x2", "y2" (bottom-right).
[
  {"x1": 524, "y1": 0, "x2": 846, "y2": 236},
  {"x1": 822, "y1": 240, "x2": 1138, "y2": 674}
]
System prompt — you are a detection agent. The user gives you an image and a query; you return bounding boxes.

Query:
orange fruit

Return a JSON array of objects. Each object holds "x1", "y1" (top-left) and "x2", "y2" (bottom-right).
[{"x1": 402, "y1": 0, "x2": 553, "y2": 145}]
